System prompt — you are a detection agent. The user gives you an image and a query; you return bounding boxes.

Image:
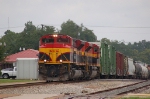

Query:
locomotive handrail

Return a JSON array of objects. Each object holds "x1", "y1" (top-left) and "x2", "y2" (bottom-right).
[
  {"x1": 62, "y1": 53, "x2": 69, "y2": 62},
  {"x1": 39, "y1": 53, "x2": 46, "y2": 61},
  {"x1": 61, "y1": 53, "x2": 71, "y2": 72}
]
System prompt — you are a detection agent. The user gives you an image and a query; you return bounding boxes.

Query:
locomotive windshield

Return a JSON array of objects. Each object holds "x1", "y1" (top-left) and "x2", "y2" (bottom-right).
[
  {"x1": 57, "y1": 37, "x2": 70, "y2": 43},
  {"x1": 42, "y1": 38, "x2": 54, "y2": 43},
  {"x1": 94, "y1": 47, "x2": 98, "y2": 52}
]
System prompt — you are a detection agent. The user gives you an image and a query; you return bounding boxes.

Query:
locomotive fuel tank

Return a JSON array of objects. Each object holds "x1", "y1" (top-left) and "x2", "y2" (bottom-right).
[
  {"x1": 69, "y1": 69, "x2": 83, "y2": 79},
  {"x1": 89, "y1": 67, "x2": 99, "y2": 79}
]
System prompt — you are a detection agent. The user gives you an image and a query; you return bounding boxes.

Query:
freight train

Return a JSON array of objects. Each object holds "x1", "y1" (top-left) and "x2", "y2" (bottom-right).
[{"x1": 38, "y1": 33, "x2": 150, "y2": 82}]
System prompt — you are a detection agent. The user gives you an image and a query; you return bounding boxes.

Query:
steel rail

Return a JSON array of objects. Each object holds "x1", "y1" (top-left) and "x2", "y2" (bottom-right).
[
  {"x1": 66, "y1": 80, "x2": 150, "y2": 99},
  {"x1": 0, "y1": 82, "x2": 46, "y2": 89},
  {"x1": 0, "y1": 80, "x2": 89, "y2": 90}
]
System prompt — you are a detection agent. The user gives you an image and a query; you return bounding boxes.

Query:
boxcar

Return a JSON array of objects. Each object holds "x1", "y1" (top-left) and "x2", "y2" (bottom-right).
[
  {"x1": 108, "y1": 45, "x2": 116, "y2": 78},
  {"x1": 100, "y1": 42, "x2": 109, "y2": 78},
  {"x1": 116, "y1": 52, "x2": 124, "y2": 78}
]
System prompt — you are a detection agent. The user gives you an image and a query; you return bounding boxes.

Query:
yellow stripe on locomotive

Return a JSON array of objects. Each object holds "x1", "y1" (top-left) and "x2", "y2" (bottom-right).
[{"x1": 39, "y1": 48, "x2": 72, "y2": 64}]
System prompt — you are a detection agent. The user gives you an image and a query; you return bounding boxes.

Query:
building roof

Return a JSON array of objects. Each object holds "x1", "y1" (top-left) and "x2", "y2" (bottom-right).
[{"x1": 5, "y1": 49, "x2": 39, "y2": 63}]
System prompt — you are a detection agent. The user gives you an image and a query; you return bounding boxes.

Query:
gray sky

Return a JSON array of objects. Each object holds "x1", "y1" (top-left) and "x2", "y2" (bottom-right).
[{"x1": 1, "y1": 0, "x2": 150, "y2": 43}]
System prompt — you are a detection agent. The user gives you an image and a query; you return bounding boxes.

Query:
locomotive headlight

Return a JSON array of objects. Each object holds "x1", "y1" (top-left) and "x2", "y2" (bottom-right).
[
  {"x1": 44, "y1": 59, "x2": 47, "y2": 62},
  {"x1": 60, "y1": 59, "x2": 62, "y2": 63},
  {"x1": 53, "y1": 35, "x2": 58, "y2": 37}
]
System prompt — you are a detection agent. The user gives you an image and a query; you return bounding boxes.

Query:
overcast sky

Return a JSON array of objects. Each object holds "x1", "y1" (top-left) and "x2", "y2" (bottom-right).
[{"x1": 1, "y1": 0, "x2": 150, "y2": 43}]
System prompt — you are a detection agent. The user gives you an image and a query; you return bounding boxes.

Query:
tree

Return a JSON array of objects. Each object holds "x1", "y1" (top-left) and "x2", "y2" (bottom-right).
[
  {"x1": 139, "y1": 49, "x2": 150, "y2": 64},
  {"x1": 0, "y1": 40, "x2": 6, "y2": 61},
  {"x1": 79, "y1": 27, "x2": 97, "y2": 41},
  {"x1": 24, "y1": 21, "x2": 36, "y2": 33},
  {"x1": 60, "y1": 20, "x2": 97, "y2": 41},
  {"x1": 1, "y1": 30, "x2": 19, "y2": 55},
  {"x1": 60, "y1": 19, "x2": 79, "y2": 38},
  {"x1": 101, "y1": 38, "x2": 111, "y2": 44}
]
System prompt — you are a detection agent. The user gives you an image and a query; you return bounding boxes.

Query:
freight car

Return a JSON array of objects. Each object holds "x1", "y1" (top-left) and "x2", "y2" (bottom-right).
[
  {"x1": 100, "y1": 43, "x2": 116, "y2": 78},
  {"x1": 39, "y1": 33, "x2": 149, "y2": 81},
  {"x1": 134, "y1": 61, "x2": 149, "y2": 79},
  {"x1": 127, "y1": 58, "x2": 136, "y2": 78},
  {"x1": 38, "y1": 34, "x2": 100, "y2": 81}
]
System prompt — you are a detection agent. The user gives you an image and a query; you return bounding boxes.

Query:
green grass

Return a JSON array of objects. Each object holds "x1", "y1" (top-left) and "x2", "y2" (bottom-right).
[
  {"x1": 122, "y1": 97, "x2": 150, "y2": 99},
  {"x1": 0, "y1": 79, "x2": 34, "y2": 84}
]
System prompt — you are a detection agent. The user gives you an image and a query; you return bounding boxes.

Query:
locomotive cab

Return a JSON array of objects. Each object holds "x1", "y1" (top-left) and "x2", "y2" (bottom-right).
[
  {"x1": 39, "y1": 34, "x2": 73, "y2": 81},
  {"x1": 39, "y1": 34, "x2": 72, "y2": 63}
]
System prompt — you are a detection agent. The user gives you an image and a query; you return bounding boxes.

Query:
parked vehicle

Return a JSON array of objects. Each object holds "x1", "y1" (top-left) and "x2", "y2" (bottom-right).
[{"x1": 1, "y1": 67, "x2": 17, "y2": 79}]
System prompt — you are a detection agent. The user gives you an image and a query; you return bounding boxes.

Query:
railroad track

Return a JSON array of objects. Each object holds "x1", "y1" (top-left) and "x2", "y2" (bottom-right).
[
  {"x1": 66, "y1": 80, "x2": 150, "y2": 99},
  {"x1": 0, "y1": 80, "x2": 88, "y2": 90},
  {"x1": 0, "y1": 82, "x2": 47, "y2": 89}
]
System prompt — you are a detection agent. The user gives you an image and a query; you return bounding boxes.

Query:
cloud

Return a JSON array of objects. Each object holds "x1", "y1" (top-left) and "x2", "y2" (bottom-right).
[{"x1": 0, "y1": 0, "x2": 150, "y2": 42}]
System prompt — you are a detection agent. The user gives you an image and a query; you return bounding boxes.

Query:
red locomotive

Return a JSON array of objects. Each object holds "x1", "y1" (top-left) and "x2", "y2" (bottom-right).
[{"x1": 38, "y1": 34, "x2": 100, "y2": 81}]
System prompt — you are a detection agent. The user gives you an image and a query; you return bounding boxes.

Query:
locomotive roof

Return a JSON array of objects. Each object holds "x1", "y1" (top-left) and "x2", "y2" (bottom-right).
[
  {"x1": 89, "y1": 42, "x2": 101, "y2": 47},
  {"x1": 41, "y1": 33, "x2": 72, "y2": 38}
]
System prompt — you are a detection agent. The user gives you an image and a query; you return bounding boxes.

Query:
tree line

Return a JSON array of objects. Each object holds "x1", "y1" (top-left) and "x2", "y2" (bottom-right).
[{"x1": 0, "y1": 20, "x2": 150, "y2": 64}]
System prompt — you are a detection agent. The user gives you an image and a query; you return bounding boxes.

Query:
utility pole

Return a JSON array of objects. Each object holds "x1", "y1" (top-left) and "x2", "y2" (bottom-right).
[
  {"x1": 8, "y1": 17, "x2": 9, "y2": 30},
  {"x1": 41, "y1": 24, "x2": 44, "y2": 31}
]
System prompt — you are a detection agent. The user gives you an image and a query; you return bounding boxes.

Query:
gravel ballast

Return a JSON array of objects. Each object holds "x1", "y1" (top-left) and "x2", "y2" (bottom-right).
[{"x1": 0, "y1": 79, "x2": 142, "y2": 95}]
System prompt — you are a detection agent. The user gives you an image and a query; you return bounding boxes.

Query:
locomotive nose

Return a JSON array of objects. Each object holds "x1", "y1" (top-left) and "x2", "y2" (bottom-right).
[{"x1": 49, "y1": 49, "x2": 60, "y2": 63}]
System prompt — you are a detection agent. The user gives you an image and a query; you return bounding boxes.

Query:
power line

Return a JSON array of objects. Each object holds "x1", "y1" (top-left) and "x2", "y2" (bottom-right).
[
  {"x1": 0, "y1": 26, "x2": 24, "y2": 29},
  {"x1": 1, "y1": 24, "x2": 150, "y2": 30},
  {"x1": 85, "y1": 25, "x2": 150, "y2": 28}
]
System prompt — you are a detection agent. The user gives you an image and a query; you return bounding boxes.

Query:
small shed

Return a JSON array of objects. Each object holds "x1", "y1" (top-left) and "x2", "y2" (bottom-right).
[{"x1": 16, "y1": 58, "x2": 39, "y2": 79}]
